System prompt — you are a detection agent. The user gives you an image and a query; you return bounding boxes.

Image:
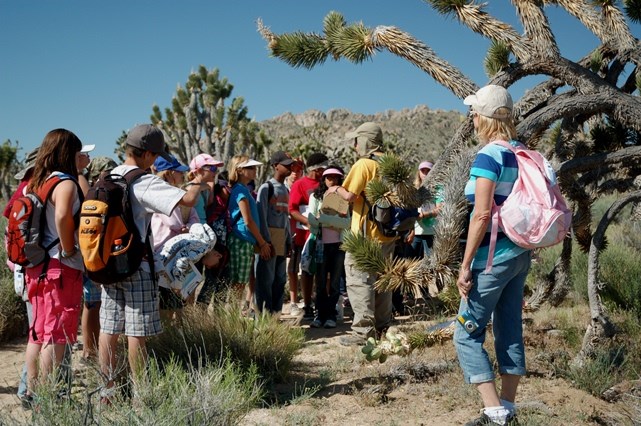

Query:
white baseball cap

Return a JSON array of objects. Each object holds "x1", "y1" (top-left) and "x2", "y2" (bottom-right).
[
  {"x1": 81, "y1": 144, "x2": 96, "y2": 153},
  {"x1": 464, "y1": 85, "x2": 513, "y2": 119},
  {"x1": 237, "y1": 159, "x2": 263, "y2": 168}
]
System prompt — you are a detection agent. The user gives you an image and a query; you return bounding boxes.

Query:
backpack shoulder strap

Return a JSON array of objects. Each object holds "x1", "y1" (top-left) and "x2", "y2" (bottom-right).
[
  {"x1": 267, "y1": 180, "x2": 274, "y2": 200},
  {"x1": 123, "y1": 167, "x2": 148, "y2": 184}
]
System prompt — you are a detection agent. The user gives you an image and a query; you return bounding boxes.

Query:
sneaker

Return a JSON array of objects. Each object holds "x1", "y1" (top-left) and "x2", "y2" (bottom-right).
[
  {"x1": 289, "y1": 303, "x2": 302, "y2": 316},
  {"x1": 19, "y1": 394, "x2": 34, "y2": 411},
  {"x1": 303, "y1": 305, "x2": 315, "y2": 320},
  {"x1": 323, "y1": 319, "x2": 337, "y2": 329},
  {"x1": 464, "y1": 412, "x2": 517, "y2": 426},
  {"x1": 339, "y1": 334, "x2": 366, "y2": 347},
  {"x1": 310, "y1": 318, "x2": 323, "y2": 328}
]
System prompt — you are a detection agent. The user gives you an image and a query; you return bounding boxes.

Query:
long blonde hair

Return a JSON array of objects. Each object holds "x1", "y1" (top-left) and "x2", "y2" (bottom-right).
[
  {"x1": 228, "y1": 154, "x2": 249, "y2": 185},
  {"x1": 475, "y1": 107, "x2": 517, "y2": 143}
]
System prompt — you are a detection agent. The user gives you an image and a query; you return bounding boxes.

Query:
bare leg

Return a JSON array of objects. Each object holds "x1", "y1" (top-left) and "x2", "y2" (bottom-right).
[
  {"x1": 288, "y1": 271, "x2": 299, "y2": 304},
  {"x1": 39, "y1": 343, "x2": 66, "y2": 381},
  {"x1": 127, "y1": 336, "x2": 148, "y2": 385},
  {"x1": 476, "y1": 381, "x2": 501, "y2": 408},
  {"x1": 82, "y1": 303, "x2": 101, "y2": 360},
  {"x1": 99, "y1": 332, "x2": 119, "y2": 388},
  {"x1": 25, "y1": 343, "x2": 42, "y2": 393},
  {"x1": 499, "y1": 374, "x2": 521, "y2": 403}
]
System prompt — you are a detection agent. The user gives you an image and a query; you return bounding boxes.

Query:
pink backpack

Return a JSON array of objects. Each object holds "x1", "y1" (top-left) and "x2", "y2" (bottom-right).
[{"x1": 485, "y1": 140, "x2": 572, "y2": 272}]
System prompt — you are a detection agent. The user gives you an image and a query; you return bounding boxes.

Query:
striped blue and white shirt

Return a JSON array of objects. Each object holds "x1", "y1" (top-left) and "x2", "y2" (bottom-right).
[{"x1": 464, "y1": 141, "x2": 528, "y2": 269}]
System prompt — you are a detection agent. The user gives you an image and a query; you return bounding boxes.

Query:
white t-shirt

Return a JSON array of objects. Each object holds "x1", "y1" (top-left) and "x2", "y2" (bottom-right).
[{"x1": 111, "y1": 165, "x2": 186, "y2": 271}]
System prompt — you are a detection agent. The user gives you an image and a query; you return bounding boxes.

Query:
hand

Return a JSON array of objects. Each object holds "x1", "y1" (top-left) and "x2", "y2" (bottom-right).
[
  {"x1": 405, "y1": 230, "x2": 415, "y2": 244},
  {"x1": 457, "y1": 267, "x2": 473, "y2": 300},
  {"x1": 259, "y1": 242, "x2": 272, "y2": 260}
]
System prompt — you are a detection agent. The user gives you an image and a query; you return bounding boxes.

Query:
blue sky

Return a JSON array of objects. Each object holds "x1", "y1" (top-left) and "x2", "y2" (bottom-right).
[{"x1": 1, "y1": 1, "x2": 639, "y2": 160}]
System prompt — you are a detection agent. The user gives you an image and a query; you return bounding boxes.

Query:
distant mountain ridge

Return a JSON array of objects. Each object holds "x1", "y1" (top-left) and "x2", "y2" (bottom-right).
[{"x1": 258, "y1": 105, "x2": 463, "y2": 165}]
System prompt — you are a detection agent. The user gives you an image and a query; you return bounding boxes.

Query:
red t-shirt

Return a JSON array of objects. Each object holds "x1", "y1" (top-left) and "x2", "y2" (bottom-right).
[{"x1": 288, "y1": 176, "x2": 319, "y2": 247}]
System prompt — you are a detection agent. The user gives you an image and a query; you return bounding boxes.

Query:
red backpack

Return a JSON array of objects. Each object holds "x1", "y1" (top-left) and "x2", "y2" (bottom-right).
[{"x1": 6, "y1": 176, "x2": 67, "y2": 268}]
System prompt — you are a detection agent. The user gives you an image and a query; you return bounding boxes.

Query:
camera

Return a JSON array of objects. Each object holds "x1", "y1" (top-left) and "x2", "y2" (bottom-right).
[{"x1": 457, "y1": 310, "x2": 479, "y2": 334}]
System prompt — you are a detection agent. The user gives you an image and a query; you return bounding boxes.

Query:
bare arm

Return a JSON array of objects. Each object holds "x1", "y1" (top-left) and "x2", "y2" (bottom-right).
[
  {"x1": 179, "y1": 181, "x2": 207, "y2": 207},
  {"x1": 239, "y1": 198, "x2": 271, "y2": 259},
  {"x1": 51, "y1": 180, "x2": 78, "y2": 253},
  {"x1": 457, "y1": 177, "x2": 495, "y2": 299}
]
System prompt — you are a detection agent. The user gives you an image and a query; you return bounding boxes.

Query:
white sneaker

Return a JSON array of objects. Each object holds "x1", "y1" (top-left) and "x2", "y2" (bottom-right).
[
  {"x1": 323, "y1": 319, "x2": 337, "y2": 329},
  {"x1": 290, "y1": 303, "x2": 302, "y2": 316}
]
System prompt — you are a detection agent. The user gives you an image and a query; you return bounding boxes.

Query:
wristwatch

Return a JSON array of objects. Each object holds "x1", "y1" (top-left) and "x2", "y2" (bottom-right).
[{"x1": 61, "y1": 244, "x2": 79, "y2": 258}]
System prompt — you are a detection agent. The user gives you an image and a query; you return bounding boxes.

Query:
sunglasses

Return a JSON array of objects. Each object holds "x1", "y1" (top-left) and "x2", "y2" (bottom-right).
[
  {"x1": 243, "y1": 166, "x2": 257, "y2": 170},
  {"x1": 202, "y1": 165, "x2": 218, "y2": 173}
]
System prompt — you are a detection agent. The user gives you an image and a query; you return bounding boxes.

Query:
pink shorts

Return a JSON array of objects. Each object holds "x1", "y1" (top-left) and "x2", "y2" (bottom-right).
[{"x1": 26, "y1": 259, "x2": 82, "y2": 345}]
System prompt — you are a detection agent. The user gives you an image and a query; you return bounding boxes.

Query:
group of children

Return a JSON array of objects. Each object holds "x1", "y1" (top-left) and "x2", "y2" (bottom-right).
[{"x1": 8, "y1": 123, "x2": 440, "y2": 407}]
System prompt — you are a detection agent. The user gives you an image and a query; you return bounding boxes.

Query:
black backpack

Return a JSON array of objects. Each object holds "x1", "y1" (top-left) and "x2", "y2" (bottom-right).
[{"x1": 366, "y1": 199, "x2": 419, "y2": 238}]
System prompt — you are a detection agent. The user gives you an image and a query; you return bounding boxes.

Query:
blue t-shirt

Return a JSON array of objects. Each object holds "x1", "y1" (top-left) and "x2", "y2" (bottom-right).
[
  {"x1": 229, "y1": 183, "x2": 259, "y2": 244},
  {"x1": 464, "y1": 141, "x2": 528, "y2": 269}
]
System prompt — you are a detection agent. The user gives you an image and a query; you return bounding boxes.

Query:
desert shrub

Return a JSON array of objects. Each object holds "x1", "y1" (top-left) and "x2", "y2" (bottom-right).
[
  {"x1": 21, "y1": 357, "x2": 262, "y2": 426},
  {"x1": 559, "y1": 347, "x2": 627, "y2": 397},
  {"x1": 147, "y1": 302, "x2": 304, "y2": 383}
]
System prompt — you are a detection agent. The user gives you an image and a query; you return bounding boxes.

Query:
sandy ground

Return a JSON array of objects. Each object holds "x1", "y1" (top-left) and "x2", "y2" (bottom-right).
[{"x1": 0, "y1": 307, "x2": 636, "y2": 425}]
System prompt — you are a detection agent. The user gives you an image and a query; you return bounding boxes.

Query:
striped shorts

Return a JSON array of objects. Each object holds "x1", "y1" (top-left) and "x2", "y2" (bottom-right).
[
  {"x1": 228, "y1": 233, "x2": 255, "y2": 285},
  {"x1": 100, "y1": 268, "x2": 162, "y2": 337}
]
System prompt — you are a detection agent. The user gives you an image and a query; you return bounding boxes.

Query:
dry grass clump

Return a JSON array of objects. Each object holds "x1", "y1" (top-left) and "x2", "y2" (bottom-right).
[{"x1": 148, "y1": 302, "x2": 305, "y2": 383}]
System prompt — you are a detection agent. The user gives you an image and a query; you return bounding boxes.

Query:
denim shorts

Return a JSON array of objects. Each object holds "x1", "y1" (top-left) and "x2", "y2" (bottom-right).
[
  {"x1": 83, "y1": 275, "x2": 102, "y2": 308},
  {"x1": 454, "y1": 250, "x2": 531, "y2": 384}
]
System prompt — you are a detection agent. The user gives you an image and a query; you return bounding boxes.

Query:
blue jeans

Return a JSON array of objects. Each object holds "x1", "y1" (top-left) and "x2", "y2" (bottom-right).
[
  {"x1": 254, "y1": 254, "x2": 287, "y2": 314},
  {"x1": 454, "y1": 250, "x2": 531, "y2": 384},
  {"x1": 314, "y1": 243, "x2": 345, "y2": 322}
]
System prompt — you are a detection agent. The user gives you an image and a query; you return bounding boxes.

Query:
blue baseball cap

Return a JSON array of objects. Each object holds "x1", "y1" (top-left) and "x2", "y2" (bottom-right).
[{"x1": 154, "y1": 154, "x2": 189, "y2": 172}]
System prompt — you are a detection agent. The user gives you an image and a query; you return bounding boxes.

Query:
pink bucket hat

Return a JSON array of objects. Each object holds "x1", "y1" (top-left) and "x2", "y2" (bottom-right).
[{"x1": 190, "y1": 153, "x2": 224, "y2": 171}]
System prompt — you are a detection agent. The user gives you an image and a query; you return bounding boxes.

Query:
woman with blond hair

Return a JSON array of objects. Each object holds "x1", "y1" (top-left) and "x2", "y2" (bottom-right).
[
  {"x1": 227, "y1": 155, "x2": 271, "y2": 301},
  {"x1": 456, "y1": 85, "x2": 531, "y2": 426},
  {"x1": 23, "y1": 129, "x2": 84, "y2": 402}
]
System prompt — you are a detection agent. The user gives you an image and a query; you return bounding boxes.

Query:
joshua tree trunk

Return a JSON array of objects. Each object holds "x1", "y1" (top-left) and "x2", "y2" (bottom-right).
[{"x1": 575, "y1": 191, "x2": 641, "y2": 365}]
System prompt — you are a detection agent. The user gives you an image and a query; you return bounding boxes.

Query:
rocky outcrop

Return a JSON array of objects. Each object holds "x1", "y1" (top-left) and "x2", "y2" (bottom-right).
[{"x1": 258, "y1": 105, "x2": 463, "y2": 165}]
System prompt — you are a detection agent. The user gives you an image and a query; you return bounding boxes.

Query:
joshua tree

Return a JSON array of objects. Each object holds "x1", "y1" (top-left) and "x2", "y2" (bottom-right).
[
  {"x1": 1, "y1": 139, "x2": 20, "y2": 200},
  {"x1": 258, "y1": 1, "x2": 641, "y2": 357},
  {"x1": 150, "y1": 65, "x2": 270, "y2": 167}
]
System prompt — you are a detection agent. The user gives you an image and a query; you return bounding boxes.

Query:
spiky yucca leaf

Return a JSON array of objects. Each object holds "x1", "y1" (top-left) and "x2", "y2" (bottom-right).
[
  {"x1": 332, "y1": 23, "x2": 373, "y2": 63},
  {"x1": 394, "y1": 182, "x2": 422, "y2": 209},
  {"x1": 271, "y1": 32, "x2": 330, "y2": 69},
  {"x1": 375, "y1": 257, "x2": 424, "y2": 298},
  {"x1": 341, "y1": 231, "x2": 386, "y2": 275},
  {"x1": 365, "y1": 179, "x2": 392, "y2": 206},
  {"x1": 323, "y1": 10, "x2": 346, "y2": 41},
  {"x1": 625, "y1": 0, "x2": 641, "y2": 23},
  {"x1": 427, "y1": 0, "x2": 469, "y2": 15},
  {"x1": 436, "y1": 283, "x2": 461, "y2": 314},
  {"x1": 407, "y1": 322, "x2": 455, "y2": 349},
  {"x1": 588, "y1": 50, "x2": 603, "y2": 74},
  {"x1": 377, "y1": 154, "x2": 412, "y2": 185},
  {"x1": 484, "y1": 40, "x2": 511, "y2": 77},
  {"x1": 636, "y1": 70, "x2": 641, "y2": 93}
]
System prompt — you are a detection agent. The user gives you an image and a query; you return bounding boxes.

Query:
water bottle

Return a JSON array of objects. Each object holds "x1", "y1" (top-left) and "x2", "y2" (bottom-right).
[{"x1": 112, "y1": 238, "x2": 129, "y2": 275}]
